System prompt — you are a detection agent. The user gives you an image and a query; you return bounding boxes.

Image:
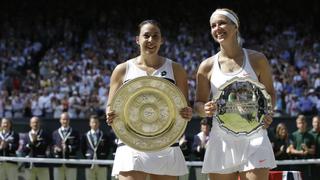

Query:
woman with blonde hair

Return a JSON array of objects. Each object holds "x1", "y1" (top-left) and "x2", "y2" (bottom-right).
[
  {"x1": 195, "y1": 8, "x2": 276, "y2": 180},
  {"x1": 273, "y1": 123, "x2": 290, "y2": 160}
]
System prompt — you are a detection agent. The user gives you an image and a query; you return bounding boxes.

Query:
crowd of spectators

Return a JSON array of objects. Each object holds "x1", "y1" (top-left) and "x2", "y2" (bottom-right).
[
  {"x1": 0, "y1": 2, "x2": 319, "y2": 179},
  {"x1": 0, "y1": 0, "x2": 319, "y2": 120}
]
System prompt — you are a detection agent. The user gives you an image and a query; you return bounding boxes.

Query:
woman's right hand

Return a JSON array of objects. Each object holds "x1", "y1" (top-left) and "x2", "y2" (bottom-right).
[
  {"x1": 204, "y1": 100, "x2": 217, "y2": 117},
  {"x1": 106, "y1": 110, "x2": 116, "y2": 126}
]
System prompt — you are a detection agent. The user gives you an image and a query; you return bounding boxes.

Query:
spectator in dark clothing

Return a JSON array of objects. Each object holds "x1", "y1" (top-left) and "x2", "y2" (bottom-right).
[
  {"x1": 192, "y1": 118, "x2": 211, "y2": 161},
  {"x1": 0, "y1": 118, "x2": 19, "y2": 180},
  {"x1": 21, "y1": 116, "x2": 51, "y2": 180},
  {"x1": 272, "y1": 123, "x2": 290, "y2": 160},
  {"x1": 81, "y1": 115, "x2": 111, "y2": 180},
  {"x1": 309, "y1": 116, "x2": 320, "y2": 177},
  {"x1": 52, "y1": 112, "x2": 80, "y2": 180},
  {"x1": 287, "y1": 115, "x2": 315, "y2": 159}
]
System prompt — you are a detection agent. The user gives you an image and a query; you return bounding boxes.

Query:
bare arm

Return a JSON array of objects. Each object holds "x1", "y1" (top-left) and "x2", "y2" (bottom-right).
[
  {"x1": 106, "y1": 62, "x2": 127, "y2": 124},
  {"x1": 286, "y1": 144, "x2": 315, "y2": 156},
  {"x1": 194, "y1": 58, "x2": 214, "y2": 117},
  {"x1": 173, "y1": 62, "x2": 193, "y2": 120},
  {"x1": 286, "y1": 144, "x2": 303, "y2": 155},
  {"x1": 249, "y1": 51, "x2": 276, "y2": 107},
  {"x1": 249, "y1": 50, "x2": 276, "y2": 128}
]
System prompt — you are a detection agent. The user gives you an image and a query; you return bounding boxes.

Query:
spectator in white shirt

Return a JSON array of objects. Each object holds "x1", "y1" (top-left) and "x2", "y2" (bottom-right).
[
  {"x1": 12, "y1": 93, "x2": 24, "y2": 118},
  {"x1": 31, "y1": 94, "x2": 43, "y2": 117},
  {"x1": 68, "y1": 91, "x2": 81, "y2": 118},
  {"x1": 3, "y1": 98, "x2": 13, "y2": 118},
  {"x1": 52, "y1": 97, "x2": 63, "y2": 119}
]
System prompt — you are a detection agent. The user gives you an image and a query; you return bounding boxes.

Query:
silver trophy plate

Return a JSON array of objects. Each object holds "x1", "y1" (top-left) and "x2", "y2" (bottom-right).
[{"x1": 212, "y1": 77, "x2": 272, "y2": 136}]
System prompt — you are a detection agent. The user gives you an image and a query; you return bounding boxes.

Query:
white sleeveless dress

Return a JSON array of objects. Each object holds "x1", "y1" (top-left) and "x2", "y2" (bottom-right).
[
  {"x1": 202, "y1": 49, "x2": 276, "y2": 174},
  {"x1": 111, "y1": 58, "x2": 188, "y2": 176}
]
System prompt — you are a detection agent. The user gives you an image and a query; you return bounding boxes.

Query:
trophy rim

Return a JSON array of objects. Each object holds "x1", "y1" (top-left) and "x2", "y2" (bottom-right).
[{"x1": 110, "y1": 76, "x2": 188, "y2": 151}]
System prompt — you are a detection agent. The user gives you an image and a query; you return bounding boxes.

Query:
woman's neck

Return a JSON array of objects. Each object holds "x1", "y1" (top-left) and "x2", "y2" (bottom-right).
[
  {"x1": 219, "y1": 41, "x2": 242, "y2": 58},
  {"x1": 137, "y1": 54, "x2": 163, "y2": 68}
]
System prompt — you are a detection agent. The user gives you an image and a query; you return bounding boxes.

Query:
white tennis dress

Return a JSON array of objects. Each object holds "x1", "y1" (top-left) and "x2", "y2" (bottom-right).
[
  {"x1": 202, "y1": 49, "x2": 276, "y2": 174},
  {"x1": 111, "y1": 58, "x2": 188, "y2": 176}
]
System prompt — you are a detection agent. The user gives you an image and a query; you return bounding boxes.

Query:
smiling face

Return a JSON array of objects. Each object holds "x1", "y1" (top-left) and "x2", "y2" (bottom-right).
[
  {"x1": 276, "y1": 123, "x2": 288, "y2": 139},
  {"x1": 210, "y1": 14, "x2": 238, "y2": 44},
  {"x1": 136, "y1": 23, "x2": 163, "y2": 55}
]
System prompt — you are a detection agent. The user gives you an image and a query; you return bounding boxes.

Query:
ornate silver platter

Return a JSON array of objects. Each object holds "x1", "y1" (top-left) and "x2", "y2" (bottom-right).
[{"x1": 212, "y1": 77, "x2": 273, "y2": 136}]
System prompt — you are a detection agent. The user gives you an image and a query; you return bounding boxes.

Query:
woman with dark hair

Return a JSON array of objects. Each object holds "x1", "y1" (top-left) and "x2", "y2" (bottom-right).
[{"x1": 106, "y1": 20, "x2": 192, "y2": 180}]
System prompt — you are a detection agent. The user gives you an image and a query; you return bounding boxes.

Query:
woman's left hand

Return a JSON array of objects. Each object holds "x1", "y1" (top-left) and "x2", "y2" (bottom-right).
[
  {"x1": 180, "y1": 106, "x2": 193, "y2": 121},
  {"x1": 262, "y1": 112, "x2": 273, "y2": 129}
]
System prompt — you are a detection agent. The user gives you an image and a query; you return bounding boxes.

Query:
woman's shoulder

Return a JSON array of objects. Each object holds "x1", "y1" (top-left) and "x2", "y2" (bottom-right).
[
  {"x1": 246, "y1": 49, "x2": 267, "y2": 61},
  {"x1": 198, "y1": 56, "x2": 215, "y2": 73},
  {"x1": 114, "y1": 58, "x2": 135, "y2": 71},
  {"x1": 245, "y1": 49, "x2": 269, "y2": 68},
  {"x1": 111, "y1": 59, "x2": 133, "y2": 77},
  {"x1": 171, "y1": 60, "x2": 187, "y2": 75}
]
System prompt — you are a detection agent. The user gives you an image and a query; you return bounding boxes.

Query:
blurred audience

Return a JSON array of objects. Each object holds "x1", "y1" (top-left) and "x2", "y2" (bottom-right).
[
  {"x1": 192, "y1": 119, "x2": 211, "y2": 161},
  {"x1": 272, "y1": 123, "x2": 290, "y2": 160},
  {"x1": 0, "y1": 2, "x2": 319, "y2": 119}
]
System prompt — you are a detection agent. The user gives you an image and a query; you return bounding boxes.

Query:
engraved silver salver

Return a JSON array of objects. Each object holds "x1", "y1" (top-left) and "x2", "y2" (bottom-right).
[
  {"x1": 212, "y1": 77, "x2": 273, "y2": 136},
  {"x1": 110, "y1": 76, "x2": 188, "y2": 151}
]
